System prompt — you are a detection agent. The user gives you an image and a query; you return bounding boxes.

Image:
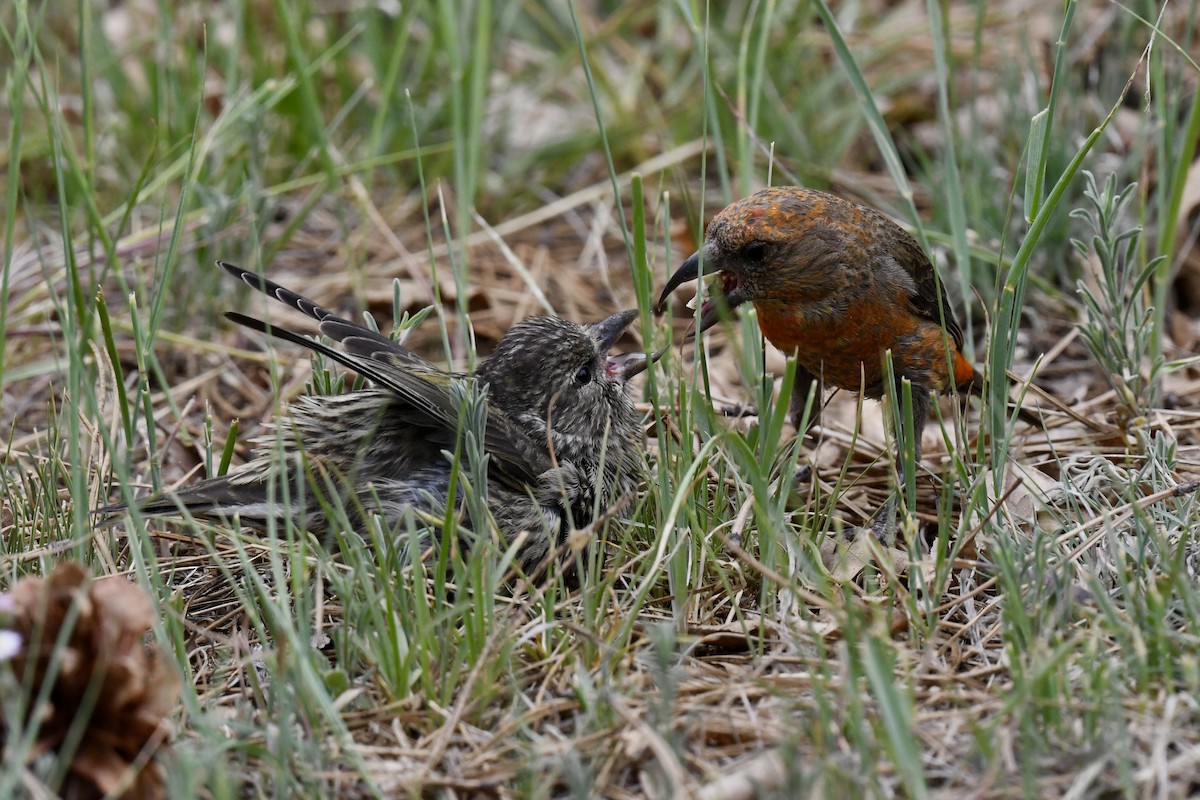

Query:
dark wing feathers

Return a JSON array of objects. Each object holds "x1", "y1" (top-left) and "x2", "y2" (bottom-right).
[
  {"x1": 99, "y1": 476, "x2": 293, "y2": 526},
  {"x1": 218, "y1": 260, "x2": 430, "y2": 367},
  {"x1": 891, "y1": 235, "x2": 965, "y2": 352},
  {"x1": 138, "y1": 476, "x2": 279, "y2": 521},
  {"x1": 223, "y1": 311, "x2": 454, "y2": 424},
  {"x1": 220, "y1": 265, "x2": 550, "y2": 485}
]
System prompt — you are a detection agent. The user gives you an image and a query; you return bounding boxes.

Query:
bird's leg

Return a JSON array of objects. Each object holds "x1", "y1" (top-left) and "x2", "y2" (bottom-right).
[
  {"x1": 900, "y1": 386, "x2": 931, "y2": 502},
  {"x1": 788, "y1": 365, "x2": 821, "y2": 485},
  {"x1": 787, "y1": 365, "x2": 821, "y2": 432},
  {"x1": 870, "y1": 382, "x2": 931, "y2": 544}
]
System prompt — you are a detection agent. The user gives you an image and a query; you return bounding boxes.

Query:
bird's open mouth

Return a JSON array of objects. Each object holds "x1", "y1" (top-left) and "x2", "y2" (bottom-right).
[
  {"x1": 607, "y1": 349, "x2": 666, "y2": 380},
  {"x1": 593, "y1": 309, "x2": 666, "y2": 380},
  {"x1": 697, "y1": 272, "x2": 743, "y2": 322},
  {"x1": 695, "y1": 273, "x2": 748, "y2": 334},
  {"x1": 721, "y1": 271, "x2": 742, "y2": 295}
]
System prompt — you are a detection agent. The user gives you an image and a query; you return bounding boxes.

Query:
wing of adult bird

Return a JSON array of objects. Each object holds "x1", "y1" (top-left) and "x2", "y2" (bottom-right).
[
  {"x1": 218, "y1": 261, "x2": 551, "y2": 488},
  {"x1": 885, "y1": 228, "x2": 965, "y2": 353}
]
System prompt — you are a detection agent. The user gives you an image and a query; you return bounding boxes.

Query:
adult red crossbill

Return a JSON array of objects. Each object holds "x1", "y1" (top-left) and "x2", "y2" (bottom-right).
[{"x1": 657, "y1": 186, "x2": 997, "y2": 530}]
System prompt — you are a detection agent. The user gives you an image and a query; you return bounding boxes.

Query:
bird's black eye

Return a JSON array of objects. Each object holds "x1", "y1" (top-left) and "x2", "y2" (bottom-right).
[
  {"x1": 744, "y1": 241, "x2": 768, "y2": 264},
  {"x1": 574, "y1": 366, "x2": 592, "y2": 385}
]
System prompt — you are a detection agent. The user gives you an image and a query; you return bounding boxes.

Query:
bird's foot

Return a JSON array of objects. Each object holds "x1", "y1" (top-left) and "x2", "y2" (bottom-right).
[
  {"x1": 819, "y1": 511, "x2": 906, "y2": 580},
  {"x1": 867, "y1": 494, "x2": 898, "y2": 546},
  {"x1": 719, "y1": 403, "x2": 759, "y2": 418}
]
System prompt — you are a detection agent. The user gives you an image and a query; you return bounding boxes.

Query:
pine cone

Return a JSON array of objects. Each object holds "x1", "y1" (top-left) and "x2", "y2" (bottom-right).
[{"x1": 0, "y1": 562, "x2": 178, "y2": 799}]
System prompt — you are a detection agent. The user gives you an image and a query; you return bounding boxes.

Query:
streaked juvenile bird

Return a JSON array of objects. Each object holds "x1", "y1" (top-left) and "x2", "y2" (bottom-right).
[
  {"x1": 108, "y1": 261, "x2": 655, "y2": 575},
  {"x1": 656, "y1": 186, "x2": 1001, "y2": 531}
]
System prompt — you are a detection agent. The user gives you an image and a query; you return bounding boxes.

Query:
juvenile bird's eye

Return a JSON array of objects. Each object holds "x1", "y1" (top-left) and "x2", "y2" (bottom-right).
[
  {"x1": 744, "y1": 240, "x2": 768, "y2": 263},
  {"x1": 574, "y1": 366, "x2": 592, "y2": 385}
]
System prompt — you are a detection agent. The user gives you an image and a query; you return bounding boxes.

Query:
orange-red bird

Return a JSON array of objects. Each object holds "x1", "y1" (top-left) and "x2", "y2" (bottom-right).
[{"x1": 657, "y1": 185, "x2": 983, "y2": 470}]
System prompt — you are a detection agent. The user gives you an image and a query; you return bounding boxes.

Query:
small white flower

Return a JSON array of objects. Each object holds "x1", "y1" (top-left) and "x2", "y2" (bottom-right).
[{"x1": 0, "y1": 630, "x2": 21, "y2": 662}]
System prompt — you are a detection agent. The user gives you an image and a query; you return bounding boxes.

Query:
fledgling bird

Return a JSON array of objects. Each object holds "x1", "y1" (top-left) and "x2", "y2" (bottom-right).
[
  {"x1": 108, "y1": 261, "x2": 656, "y2": 576},
  {"x1": 656, "y1": 186, "x2": 995, "y2": 530}
]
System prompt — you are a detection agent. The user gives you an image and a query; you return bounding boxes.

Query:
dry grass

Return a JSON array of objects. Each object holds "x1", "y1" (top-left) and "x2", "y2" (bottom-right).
[{"x1": 4, "y1": 0, "x2": 1200, "y2": 797}]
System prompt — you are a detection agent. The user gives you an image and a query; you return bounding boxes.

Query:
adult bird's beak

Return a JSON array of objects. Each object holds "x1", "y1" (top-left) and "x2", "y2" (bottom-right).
[
  {"x1": 655, "y1": 249, "x2": 704, "y2": 313},
  {"x1": 656, "y1": 245, "x2": 748, "y2": 336},
  {"x1": 592, "y1": 309, "x2": 667, "y2": 380}
]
